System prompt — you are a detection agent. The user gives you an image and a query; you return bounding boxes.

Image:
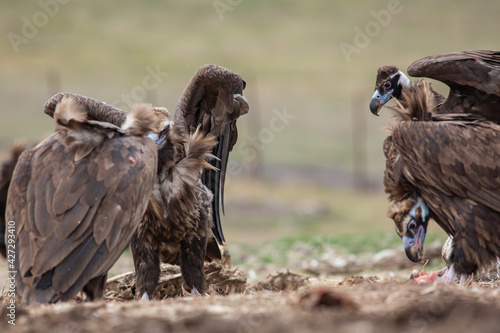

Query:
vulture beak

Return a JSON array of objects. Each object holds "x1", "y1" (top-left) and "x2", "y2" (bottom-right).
[
  {"x1": 402, "y1": 225, "x2": 426, "y2": 262},
  {"x1": 148, "y1": 119, "x2": 172, "y2": 149},
  {"x1": 401, "y1": 197, "x2": 429, "y2": 262},
  {"x1": 370, "y1": 89, "x2": 393, "y2": 116},
  {"x1": 148, "y1": 132, "x2": 166, "y2": 147}
]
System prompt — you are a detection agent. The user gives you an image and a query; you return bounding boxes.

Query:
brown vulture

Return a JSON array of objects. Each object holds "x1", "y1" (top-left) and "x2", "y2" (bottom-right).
[
  {"x1": 44, "y1": 64, "x2": 248, "y2": 299},
  {"x1": 7, "y1": 97, "x2": 160, "y2": 305},
  {"x1": 370, "y1": 50, "x2": 500, "y2": 283}
]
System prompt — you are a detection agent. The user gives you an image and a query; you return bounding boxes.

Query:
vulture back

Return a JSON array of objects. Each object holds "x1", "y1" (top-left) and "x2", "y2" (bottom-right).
[{"x1": 6, "y1": 98, "x2": 158, "y2": 305}]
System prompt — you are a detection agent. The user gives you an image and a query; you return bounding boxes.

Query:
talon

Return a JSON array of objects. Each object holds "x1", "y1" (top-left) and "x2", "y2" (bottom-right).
[
  {"x1": 191, "y1": 288, "x2": 202, "y2": 296},
  {"x1": 460, "y1": 273, "x2": 473, "y2": 286}
]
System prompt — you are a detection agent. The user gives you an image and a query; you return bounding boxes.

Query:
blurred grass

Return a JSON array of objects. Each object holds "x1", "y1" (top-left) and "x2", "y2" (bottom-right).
[
  {"x1": 223, "y1": 178, "x2": 444, "y2": 235},
  {"x1": 228, "y1": 232, "x2": 446, "y2": 268}
]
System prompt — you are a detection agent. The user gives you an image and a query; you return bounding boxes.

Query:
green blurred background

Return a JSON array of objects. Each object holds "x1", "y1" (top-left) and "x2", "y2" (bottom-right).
[{"x1": 2, "y1": 0, "x2": 499, "y2": 261}]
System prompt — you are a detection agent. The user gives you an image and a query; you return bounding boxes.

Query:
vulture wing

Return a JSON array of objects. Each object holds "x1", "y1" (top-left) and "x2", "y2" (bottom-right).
[
  {"x1": 44, "y1": 92, "x2": 128, "y2": 126},
  {"x1": 390, "y1": 117, "x2": 500, "y2": 236},
  {"x1": 7, "y1": 99, "x2": 157, "y2": 305},
  {"x1": 407, "y1": 50, "x2": 500, "y2": 120},
  {"x1": 174, "y1": 64, "x2": 249, "y2": 244}
]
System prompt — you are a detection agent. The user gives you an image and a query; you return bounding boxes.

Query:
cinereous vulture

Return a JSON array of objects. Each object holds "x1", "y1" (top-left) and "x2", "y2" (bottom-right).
[
  {"x1": 7, "y1": 97, "x2": 161, "y2": 305},
  {"x1": 370, "y1": 50, "x2": 500, "y2": 283}
]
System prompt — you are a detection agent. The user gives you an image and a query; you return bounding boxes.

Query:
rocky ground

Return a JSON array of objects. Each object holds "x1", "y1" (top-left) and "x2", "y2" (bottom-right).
[{"x1": 1, "y1": 243, "x2": 500, "y2": 333}]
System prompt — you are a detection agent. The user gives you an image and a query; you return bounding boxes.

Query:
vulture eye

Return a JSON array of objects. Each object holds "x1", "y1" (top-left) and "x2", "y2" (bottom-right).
[
  {"x1": 407, "y1": 219, "x2": 417, "y2": 231},
  {"x1": 383, "y1": 81, "x2": 392, "y2": 89}
]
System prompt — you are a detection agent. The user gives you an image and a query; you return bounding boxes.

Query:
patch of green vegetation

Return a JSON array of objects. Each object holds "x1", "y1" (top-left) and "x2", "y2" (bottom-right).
[{"x1": 230, "y1": 231, "x2": 447, "y2": 267}]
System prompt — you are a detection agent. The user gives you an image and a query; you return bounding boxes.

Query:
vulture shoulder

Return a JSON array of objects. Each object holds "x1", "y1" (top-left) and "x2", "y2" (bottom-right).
[
  {"x1": 7, "y1": 98, "x2": 157, "y2": 305},
  {"x1": 175, "y1": 64, "x2": 249, "y2": 244}
]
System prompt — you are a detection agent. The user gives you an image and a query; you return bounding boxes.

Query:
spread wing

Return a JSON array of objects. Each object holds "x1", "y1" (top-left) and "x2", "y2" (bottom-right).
[
  {"x1": 174, "y1": 64, "x2": 249, "y2": 244},
  {"x1": 407, "y1": 50, "x2": 500, "y2": 120},
  {"x1": 7, "y1": 100, "x2": 157, "y2": 304},
  {"x1": 390, "y1": 117, "x2": 500, "y2": 235}
]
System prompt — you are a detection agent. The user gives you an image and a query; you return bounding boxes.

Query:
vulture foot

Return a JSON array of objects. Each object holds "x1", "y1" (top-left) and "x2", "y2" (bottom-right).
[
  {"x1": 412, "y1": 264, "x2": 472, "y2": 285},
  {"x1": 190, "y1": 288, "x2": 202, "y2": 296},
  {"x1": 141, "y1": 292, "x2": 150, "y2": 301}
]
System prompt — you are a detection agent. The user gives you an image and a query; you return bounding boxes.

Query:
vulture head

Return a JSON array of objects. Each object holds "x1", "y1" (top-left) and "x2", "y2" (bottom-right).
[
  {"x1": 388, "y1": 197, "x2": 430, "y2": 262},
  {"x1": 370, "y1": 66, "x2": 411, "y2": 115},
  {"x1": 146, "y1": 107, "x2": 172, "y2": 149}
]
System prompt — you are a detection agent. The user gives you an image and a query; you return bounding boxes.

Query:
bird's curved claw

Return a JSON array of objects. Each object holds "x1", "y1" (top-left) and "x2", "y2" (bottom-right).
[
  {"x1": 141, "y1": 292, "x2": 150, "y2": 301},
  {"x1": 190, "y1": 288, "x2": 203, "y2": 296}
]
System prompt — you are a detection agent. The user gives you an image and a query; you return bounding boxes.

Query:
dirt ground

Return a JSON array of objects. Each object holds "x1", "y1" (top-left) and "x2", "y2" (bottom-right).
[{"x1": 2, "y1": 244, "x2": 500, "y2": 333}]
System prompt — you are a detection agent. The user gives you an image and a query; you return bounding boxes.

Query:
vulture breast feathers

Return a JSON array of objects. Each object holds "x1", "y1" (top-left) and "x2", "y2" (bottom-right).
[
  {"x1": 7, "y1": 98, "x2": 158, "y2": 305},
  {"x1": 382, "y1": 81, "x2": 500, "y2": 278}
]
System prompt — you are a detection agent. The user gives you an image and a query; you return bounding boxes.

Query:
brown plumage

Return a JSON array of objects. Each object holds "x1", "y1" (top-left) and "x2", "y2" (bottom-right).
[
  {"x1": 7, "y1": 98, "x2": 158, "y2": 305},
  {"x1": 381, "y1": 81, "x2": 500, "y2": 280},
  {"x1": 370, "y1": 50, "x2": 500, "y2": 121},
  {"x1": 132, "y1": 64, "x2": 248, "y2": 298},
  {"x1": 174, "y1": 64, "x2": 249, "y2": 245},
  {"x1": 43, "y1": 64, "x2": 249, "y2": 299},
  {"x1": 0, "y1": 140, "x2": 28, "y2": 258}
]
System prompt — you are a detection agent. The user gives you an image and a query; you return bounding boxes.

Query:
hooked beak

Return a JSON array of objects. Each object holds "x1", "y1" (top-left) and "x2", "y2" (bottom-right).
[
  {"x1": 402, "y1": 225, "x2": 426, "y2": 262},
  {"x1": 370, "y1": 89, "x2": 393, "y2": 115},
  {"x1": 148, "y1": 118, "x2": 172, "y2": 149},
  {"x1": 148, "y1": 132, "x2": 167, "y2": 148}
]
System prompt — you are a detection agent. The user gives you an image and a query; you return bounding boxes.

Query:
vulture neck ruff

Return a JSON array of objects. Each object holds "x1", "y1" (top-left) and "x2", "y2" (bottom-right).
[{"x1": 388, "y1": 81, "x2": 435, "y2": 122}]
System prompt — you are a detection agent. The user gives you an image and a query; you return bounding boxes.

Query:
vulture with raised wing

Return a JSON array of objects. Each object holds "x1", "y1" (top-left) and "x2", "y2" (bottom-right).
[
  {"x1": 7, "y1": 98, "x2": 159, "y2": 305},
  {"x1": 132, "y1": 64, "x2": 248, "y2": 298},
  {"x1": 44, "y1": 64, "x2": 249, "y2": 299},
  {"x1": 375, "y1": 76, "x2": 500, "y2": 284},
  {"x1": 370, "y1": 50, "x2": 500, "y2": 123}
]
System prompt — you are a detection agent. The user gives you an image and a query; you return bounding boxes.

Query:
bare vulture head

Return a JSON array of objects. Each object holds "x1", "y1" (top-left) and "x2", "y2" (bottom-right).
[{"x1": 370, "y1": 65, "x2": 411, "y2": 115}]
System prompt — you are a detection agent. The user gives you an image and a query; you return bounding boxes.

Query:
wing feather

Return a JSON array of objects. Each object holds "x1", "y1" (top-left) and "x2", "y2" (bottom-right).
[
  {"x1": 7, "y1": 100, "x2": 157, "y2": 303},
  {"x1": 392, "y1": 119, "x2": 500, "y2": 220},
  {"x1": 407, "y1": 50, "x2": 500, "y2": 122},
  {"x1": 408, "y1": 50, "x2": 500, "y2": 96},
  {"x1": 175, "y1": 64, "x2": 248, "y2": 244}
]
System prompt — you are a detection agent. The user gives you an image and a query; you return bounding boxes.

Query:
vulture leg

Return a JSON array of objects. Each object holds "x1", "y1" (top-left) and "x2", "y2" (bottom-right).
[
  {"x1": 82, "y1": 274, "x2": 107, "y2": 301},
  {"x1": 180, "y1": 229, "x2": 208, "y2": 294},
  {"x1": 131, "y1": 232, "x2": 160, "y2": 300}
]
